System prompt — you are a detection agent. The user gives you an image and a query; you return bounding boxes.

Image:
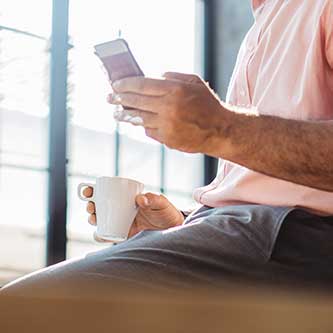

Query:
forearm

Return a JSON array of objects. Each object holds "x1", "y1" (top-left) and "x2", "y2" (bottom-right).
[{"x1": 208, "y1": 110, "x2": 333, "y2": 192}]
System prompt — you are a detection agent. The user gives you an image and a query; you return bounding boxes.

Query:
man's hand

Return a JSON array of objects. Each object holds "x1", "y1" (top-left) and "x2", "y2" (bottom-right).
[
  {"x1": 83, "y1": 187, "x2": 184, "y2": 242},
  {"x1": 109, "y1": 72, "x2": 233, "y2": 155},
  {"x1": 108, "y1": 72, "x2": 333, "y2": 193}
]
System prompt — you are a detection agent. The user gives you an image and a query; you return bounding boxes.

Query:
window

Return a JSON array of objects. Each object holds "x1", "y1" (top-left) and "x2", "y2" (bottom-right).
[
  {"x1": 66, "y1": 0, "x2": 204, "y2": 257},
  {"x1": 0, "y1": 0, "x2": 51, "y2": 284},
  {"x1": 0, "y1": 0, "x2": 204, "y2": 280}
]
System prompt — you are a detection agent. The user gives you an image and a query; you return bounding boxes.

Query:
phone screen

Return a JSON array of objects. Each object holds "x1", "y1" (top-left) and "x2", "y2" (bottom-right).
[{"x1": 94, "y1": 39, "x2": 144, "y2": 82}]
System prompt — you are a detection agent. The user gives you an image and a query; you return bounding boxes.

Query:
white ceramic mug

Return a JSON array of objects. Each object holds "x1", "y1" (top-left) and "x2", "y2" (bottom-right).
[{"x1": 78, "y1": 177, "x2": 144, "y2": 242}]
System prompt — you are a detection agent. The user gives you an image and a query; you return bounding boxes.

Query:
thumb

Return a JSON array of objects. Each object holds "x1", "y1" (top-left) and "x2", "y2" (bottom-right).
[
  {"x1": 163, "y1": 72, "x2": 203, "y2": 84},
  {"x1": 136, "y1": 193, "x2": 169, "y2": 210}
]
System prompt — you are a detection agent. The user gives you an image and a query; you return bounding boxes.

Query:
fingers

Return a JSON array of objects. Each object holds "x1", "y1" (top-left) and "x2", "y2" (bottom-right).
[
  {"x1": 136, "y1": 194, "x2": 150, "y2": 208},
  {"x1": 145, "y1": 128, "x2": 161, "y2": 142},
  {"x1": 108, "y1": 93, "x2": 163, "y2": 113},
  {"x1": 83, "y1": 186, "x2": 93, "y2": 198},
  {"x1": 145, "y1": 193, "x2": 169, "y2": 210},
  {"x1": 114, "y1": 109, "x2": 159, "y2": 128},
  {"x1": 87, "y1": 201, "x2": 95, "y2": 214},
  {"x1": 88, "y1": 214, "x2": 97, "y2": 226},
  {"x1": 114, "y1": 111, "x2": 144, "y2": 126},
  {"x1": 163, "y1": 72, "x2": 203, "y2": 84},
  {"x1": 112, "y1": 77, "x2": 172, "y2": 96},
  {"x1": 82, "y1": 186, "x2": 96, "y2": 226},
  {"x1": 136, "y1": 193, "x2": 169, "y2": 210},
  {"x1": 86, "y1": 201, "x2": 96, "y2": 226}
]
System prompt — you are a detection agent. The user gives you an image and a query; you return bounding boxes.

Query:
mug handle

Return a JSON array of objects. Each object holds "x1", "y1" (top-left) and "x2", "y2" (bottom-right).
[{"x1": 78, "y1": 183, "x2": 95, "y2": 202}]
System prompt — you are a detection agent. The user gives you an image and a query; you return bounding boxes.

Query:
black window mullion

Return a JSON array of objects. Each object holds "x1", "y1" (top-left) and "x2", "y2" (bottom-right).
[
  {"x1": 203, "y1": 0, "x2": 218, "y2": 185},
  {"x1": 46, "y1": 0, "x2": 70, "y2": 266},
  {"x1": 160, "y1": 145, "x2": 166, "y2": 194}
]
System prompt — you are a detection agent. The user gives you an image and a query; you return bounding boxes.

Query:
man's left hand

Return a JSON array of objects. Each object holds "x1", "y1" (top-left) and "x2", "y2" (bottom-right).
[{"x1": 108, "y1": 72, "x2": 232, "y2": 154}]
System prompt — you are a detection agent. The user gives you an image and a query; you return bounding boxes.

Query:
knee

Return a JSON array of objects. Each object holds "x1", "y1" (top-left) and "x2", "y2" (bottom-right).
[
  {"x1": 1, "y1": 264, "x2": 70, "y2": 298},
  {"x1": 0, "y1": 258, "x2": 90, "y2": 298}
]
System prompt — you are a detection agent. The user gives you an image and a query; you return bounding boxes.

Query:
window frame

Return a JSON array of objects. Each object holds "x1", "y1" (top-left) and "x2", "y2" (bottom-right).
[{"x1": 0, "y1": 0, "x2": 219, "y2": 266}]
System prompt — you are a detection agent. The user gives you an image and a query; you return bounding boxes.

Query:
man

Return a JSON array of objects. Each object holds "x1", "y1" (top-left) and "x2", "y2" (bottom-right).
[{"x1": 2, "y1": 0, "x2": 333, "y2": 297}]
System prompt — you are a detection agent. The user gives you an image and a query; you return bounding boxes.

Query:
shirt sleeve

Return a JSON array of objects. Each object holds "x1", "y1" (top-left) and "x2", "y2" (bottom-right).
[{"x1": 324, "y1": 0, "x2": 333, "y2": 68}]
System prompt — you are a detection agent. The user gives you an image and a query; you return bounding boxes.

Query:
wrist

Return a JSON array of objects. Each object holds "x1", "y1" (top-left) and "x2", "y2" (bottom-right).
[
  {"x1": 175, "y1": 210, "x2": 185, "y2": 226},
  {"x1": 204, "y1": 104, "x2": 259, "y2": 160},
  {"x1": 179, "y1": 209, "x2": 192, "y2": 220},
  {"x1": 203, "y1": 104, "x2": 237, "y2": 158}
]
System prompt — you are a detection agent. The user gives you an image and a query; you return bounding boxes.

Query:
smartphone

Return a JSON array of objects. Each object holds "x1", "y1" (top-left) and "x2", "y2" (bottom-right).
[{"x1": 94, "y1": 38, "x2": 144, "y2": 82}]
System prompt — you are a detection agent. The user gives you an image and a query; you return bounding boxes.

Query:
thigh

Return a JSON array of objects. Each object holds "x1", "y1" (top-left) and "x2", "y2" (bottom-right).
[
  {"x1": 270, "y1": 209, "x2": 333, "y2": 281},
  {"x1": 1, "y1": 205, "x2": 290, "y2": 297}
]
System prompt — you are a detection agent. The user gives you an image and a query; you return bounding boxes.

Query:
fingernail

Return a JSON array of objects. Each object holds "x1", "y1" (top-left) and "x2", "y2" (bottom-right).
[
  {"x1": 109, "y1": 93, "x2": 122, "y2": 104},
  {"x1": 129, "y1": 116, "x2": 144, "y2": 126},
  {"x1": 112, "y1": 81, "x2": 121, "y2": 90},
  {"x1": 143, "y1": 196, "x2": 150, "y2": 206},
  {"x1": 113, "y1": 109, "x2": 123, "y2": 120}
]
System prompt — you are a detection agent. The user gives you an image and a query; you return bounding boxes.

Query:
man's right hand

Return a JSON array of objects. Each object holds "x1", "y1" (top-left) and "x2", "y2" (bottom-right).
[{"x1": 83, "y1": 188, "x2": 184, "y2": 241}]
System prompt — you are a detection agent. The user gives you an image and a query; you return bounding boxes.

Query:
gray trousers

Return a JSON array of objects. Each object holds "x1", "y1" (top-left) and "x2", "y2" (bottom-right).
[{"x1": 2, "y1": 205, "x2": 333, "y2": 298}]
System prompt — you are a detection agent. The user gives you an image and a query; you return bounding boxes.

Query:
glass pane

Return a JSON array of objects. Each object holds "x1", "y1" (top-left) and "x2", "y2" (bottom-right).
[
  {"x1": 67, "y1": 0, "x2": 197, "y2": 145},
  {"x1": 0, "y1": 30, "x2": 49, "y2": 169},
  {"x1": 67, "y1": 0, "x2": 201, "y2": 257},
  {"x1": 118, "y1": 128, "x2": 161, "y2": 188},
  {"x1": 68, "y1": 124, "x2": 115, "y2": 177},
  {"x1": 0, "y1": 0, "x2": 51, "y2": 37},
  {"x1": 165, "y1": 191, "x2": 199, "y2": 212},
  {"x1": 0, "y1": 1, "x2": 51, "y2": 285},
  {"x1": 165, "y1": 150, "x2": 204, "y2": 193},
  {"x1": 0, "y1": 168, "x2": 47, "y2": 285}
]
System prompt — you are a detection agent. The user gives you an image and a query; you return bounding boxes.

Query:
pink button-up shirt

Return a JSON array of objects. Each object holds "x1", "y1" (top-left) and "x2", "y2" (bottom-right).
[{"x1": 193, "y1": 0, "x2": 333, "y2": 215}]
